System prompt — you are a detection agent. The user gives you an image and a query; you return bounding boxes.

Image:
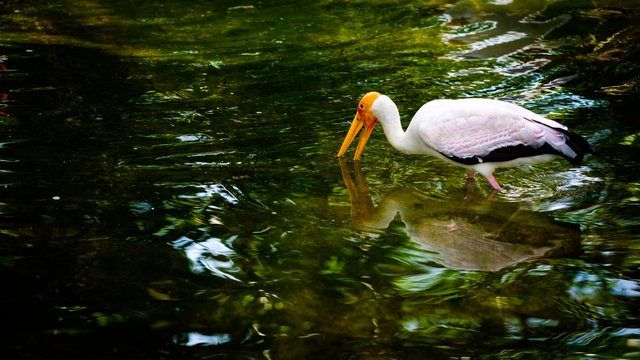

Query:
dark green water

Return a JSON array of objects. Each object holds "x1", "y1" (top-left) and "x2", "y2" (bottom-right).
[{"x1": 1, "y1": 0, "x2": 639, "y2": 359}]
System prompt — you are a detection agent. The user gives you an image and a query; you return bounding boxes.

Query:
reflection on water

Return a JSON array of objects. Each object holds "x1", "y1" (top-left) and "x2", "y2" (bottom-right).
[
  {"x1": 445, "y1": 11, "x2": 571, "y2": 60},
  {"x1": 176, "y1": 332, "x2": 232, "y2": 347},
  {"x1": 172, "y1": 236, "x2": 241, "y2": 281},
  {"x1": 339, "y1": 159, "x2": 580, "y2": 272}
]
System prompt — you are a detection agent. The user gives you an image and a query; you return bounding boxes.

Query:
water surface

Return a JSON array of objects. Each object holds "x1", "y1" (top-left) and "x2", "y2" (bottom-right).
[{"x1": 1, "y1": 1, "x2": 639, "y2": 359}]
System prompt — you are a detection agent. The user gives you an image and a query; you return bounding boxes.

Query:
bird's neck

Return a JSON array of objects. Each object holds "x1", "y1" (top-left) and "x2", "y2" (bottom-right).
[{"x1": 373, "y1": 96, "x2": 411, "y2": 154}]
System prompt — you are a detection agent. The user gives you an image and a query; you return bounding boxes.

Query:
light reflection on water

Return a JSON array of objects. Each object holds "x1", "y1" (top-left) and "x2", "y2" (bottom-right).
[
  {"x1": 180, "y1": 183, "x2": 239, "y2": 204},
  {"x1": 444, "y1": 11, "x2": 571, "y2": 58},
  {"x1": 171, "y1": 235, "x2": 241, "y2": 281},
  {"x1": 176, "y1": 332, "x2": 232, "y2": 347}
]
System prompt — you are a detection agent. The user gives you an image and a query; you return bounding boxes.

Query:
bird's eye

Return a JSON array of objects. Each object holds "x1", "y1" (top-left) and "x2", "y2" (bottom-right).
[{"x1": 359, "y1": 103, "x2": 365, "y2": 110}]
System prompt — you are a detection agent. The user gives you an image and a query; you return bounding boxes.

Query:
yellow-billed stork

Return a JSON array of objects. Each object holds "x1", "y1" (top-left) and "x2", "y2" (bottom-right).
[{"x1": 337, "y1": 92, "x2": 595, "y2": 190}]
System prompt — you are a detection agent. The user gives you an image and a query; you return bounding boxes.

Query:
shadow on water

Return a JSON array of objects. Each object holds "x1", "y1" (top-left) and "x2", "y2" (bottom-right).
[{"x1": 0, "y1": 44, "x2": 181, "y2": 358}]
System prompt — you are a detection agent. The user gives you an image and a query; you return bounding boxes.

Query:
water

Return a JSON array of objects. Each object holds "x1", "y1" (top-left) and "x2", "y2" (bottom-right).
[{"x1": 1, "y1": 0, "x2": 639, "y2": 359}]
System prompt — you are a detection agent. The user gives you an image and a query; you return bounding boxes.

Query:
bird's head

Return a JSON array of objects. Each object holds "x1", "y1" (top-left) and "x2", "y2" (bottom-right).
[{"x1": 337, "y1": 92, "x2": 381, "y2": 160}]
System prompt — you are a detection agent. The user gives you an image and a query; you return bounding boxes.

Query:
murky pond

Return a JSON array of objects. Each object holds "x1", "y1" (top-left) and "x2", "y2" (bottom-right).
[{"x1": 1, "y1": 0, "x2": 639, "y2": 358}]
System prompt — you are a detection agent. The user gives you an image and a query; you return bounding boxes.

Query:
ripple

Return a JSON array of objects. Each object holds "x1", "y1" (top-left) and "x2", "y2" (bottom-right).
[
  {"x1": 171, "y1": 235, "x2": 242, "y2": 281},
  {"x1": 444, "y1": 13, "x2": 571, "y2": 60},
  {"x1": 610, "y1": 278, "x2": 640, "y2": 297},
  {"x1": 176, "y1": 183, "x2": 239, "y2": 204},
  {"x1": 175, "y1": 332, "x2": 232, "y2": 346}
]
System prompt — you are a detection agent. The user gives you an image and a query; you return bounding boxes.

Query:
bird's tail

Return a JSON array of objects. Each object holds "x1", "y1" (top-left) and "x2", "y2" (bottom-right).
[{"x1": 558, "y1": 128, "x2": 597, "y2": 165}]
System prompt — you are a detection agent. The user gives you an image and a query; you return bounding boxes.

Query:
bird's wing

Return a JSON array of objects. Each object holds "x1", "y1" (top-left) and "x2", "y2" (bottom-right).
[{"x1": 416, "y1": 100, "x2": 572, "y2": 164}]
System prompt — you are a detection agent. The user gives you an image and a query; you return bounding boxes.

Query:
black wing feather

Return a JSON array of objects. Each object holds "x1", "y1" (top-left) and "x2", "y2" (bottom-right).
[{"x1": 440, "y1": 129, "x2": 595, "y2": 166}]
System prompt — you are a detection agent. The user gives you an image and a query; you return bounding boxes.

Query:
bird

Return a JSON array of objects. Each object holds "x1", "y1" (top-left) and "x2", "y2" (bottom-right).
[{"x1": 337, "y1": 92, "x2": 596, "y2": 190}]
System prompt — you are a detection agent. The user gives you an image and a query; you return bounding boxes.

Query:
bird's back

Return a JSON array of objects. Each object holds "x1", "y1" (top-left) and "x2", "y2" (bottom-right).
[{"x1": 408, "y1": 98, "x2": 594, "y2": 166}]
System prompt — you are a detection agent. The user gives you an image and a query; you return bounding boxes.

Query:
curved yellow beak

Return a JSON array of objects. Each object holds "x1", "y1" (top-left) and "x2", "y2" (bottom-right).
[{"x1": 337, "y1": 113, "x2": 376, "y2": 161}]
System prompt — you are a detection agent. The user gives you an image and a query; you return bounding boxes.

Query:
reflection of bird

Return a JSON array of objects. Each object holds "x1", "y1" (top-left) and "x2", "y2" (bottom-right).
[
  {"x1": 337, "y1": 92, "x2": 595, "y2": 190},
  {"x1": 338, "y1": 159, "x2": 580, "y2": 271}
]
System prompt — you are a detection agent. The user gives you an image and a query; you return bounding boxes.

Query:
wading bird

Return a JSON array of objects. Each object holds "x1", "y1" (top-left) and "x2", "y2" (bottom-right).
[{"x1": 337, "y1": 92, "x2": 595, "y2": 190}]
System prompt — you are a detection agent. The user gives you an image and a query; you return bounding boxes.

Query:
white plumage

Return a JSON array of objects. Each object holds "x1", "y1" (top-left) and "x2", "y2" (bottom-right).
[{"x1": 337, "y1": 92, "x2": 595, "y2": 190}]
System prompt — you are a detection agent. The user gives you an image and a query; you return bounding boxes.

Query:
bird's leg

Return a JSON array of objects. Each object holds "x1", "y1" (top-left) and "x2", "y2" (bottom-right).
[
  {"x1": 466, "y1": 170, "x2": 476, "y2": 181},
  {"x1": 484, "y1": 174, "x2": 502, "y2": 191},
  {"x1": 464, "y1": 170, "x2": 477, "y2": 201}
]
